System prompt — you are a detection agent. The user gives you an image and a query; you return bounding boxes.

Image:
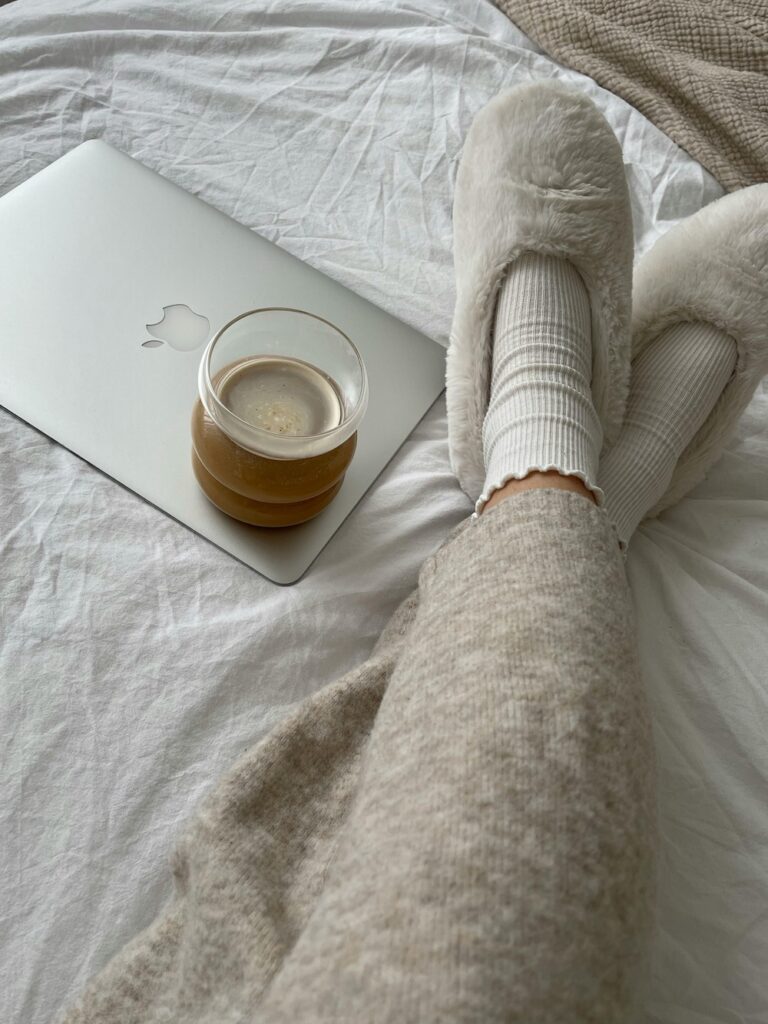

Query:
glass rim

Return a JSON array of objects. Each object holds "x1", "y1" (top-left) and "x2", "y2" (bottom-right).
[{"x1": 199, "y1": 306, "x2": 368, "y2": 445}]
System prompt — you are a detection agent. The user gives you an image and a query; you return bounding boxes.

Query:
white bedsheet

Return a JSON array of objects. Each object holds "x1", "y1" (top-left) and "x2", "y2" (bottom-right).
[{"x1": 1, "y1": 2, "x2": 766, "y2": 1022}]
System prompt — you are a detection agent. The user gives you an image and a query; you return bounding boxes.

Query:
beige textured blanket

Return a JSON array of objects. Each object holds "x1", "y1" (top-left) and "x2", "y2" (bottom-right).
[{"x1": 495, "y1": 0, "x2": 768, "y2": 192}]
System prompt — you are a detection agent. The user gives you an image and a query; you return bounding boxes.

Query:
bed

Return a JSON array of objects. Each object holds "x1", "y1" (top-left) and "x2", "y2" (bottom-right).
[{"x1": 2, "y1": 1, "x2": 767, "y2": 1022}]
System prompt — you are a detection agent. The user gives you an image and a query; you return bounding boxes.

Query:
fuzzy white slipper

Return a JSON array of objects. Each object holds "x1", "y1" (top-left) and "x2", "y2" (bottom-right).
[
  {"x1": 631, "y1": 183, "x2": 768, "y2": 518},
  {"x1": 446, "y1": 81, "x2": 634, "y2": 501}
]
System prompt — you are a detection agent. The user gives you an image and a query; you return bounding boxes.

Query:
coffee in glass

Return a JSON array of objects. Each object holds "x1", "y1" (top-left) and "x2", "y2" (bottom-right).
[{"x1": 192, "y1": 308, "x2": 368, "y2": 527}]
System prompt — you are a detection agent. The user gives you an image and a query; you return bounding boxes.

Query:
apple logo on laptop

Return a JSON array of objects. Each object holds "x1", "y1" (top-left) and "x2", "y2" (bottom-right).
[{"x1": 142, "y1": 304, "x2": 210, "y2": 351}]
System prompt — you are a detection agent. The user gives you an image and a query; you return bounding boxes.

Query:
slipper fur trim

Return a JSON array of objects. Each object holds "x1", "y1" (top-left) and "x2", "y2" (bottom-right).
[
  {"x1": 631, "y1": 183, "x2": 768, "y2": 517},
  {"x1": 446, "y1": 81, "x2": 634, "y2": 501}
]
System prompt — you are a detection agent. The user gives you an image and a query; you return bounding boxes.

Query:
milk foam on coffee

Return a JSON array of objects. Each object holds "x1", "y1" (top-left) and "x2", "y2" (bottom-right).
[{"x1": 218, "y1": 356, "x2": 343, "y2": 436}]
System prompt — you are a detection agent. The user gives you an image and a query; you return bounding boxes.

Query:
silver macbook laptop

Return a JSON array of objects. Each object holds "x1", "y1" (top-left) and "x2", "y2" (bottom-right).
[{"x1": 0, "y1": 141, "x2": 446, "y2": 584}]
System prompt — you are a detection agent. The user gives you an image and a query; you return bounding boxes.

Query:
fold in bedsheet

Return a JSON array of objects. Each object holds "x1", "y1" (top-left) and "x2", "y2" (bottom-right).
[{"x1": 1, "y1": 3, "x2": 767, "y2": 1024}]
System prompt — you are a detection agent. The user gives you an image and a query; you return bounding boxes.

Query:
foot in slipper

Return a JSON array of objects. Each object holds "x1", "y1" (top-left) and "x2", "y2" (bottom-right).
[
  {"x1": 598, "y1": 183, "x2": 768, "y2": 549},
  {"x1": 446, "y1": 81, "x2": 635, "y2": 507}
]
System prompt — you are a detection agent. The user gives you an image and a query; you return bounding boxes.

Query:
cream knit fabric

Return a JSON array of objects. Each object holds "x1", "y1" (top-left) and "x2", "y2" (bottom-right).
[
  {"x1": 599, "y1": 321, "x2": 737, "y2": 548},
  {"x1": 478, "y1": 253, "x2": 602, "y2": 513},
  {"x1": 61, "y1": 490, "x2": 655, "y2": 1024}
]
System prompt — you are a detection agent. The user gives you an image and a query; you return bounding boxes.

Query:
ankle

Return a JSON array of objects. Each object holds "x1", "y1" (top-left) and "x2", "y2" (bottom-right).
[{"x1": 481, "y1": 471, "x2": 598, "y2": 513}]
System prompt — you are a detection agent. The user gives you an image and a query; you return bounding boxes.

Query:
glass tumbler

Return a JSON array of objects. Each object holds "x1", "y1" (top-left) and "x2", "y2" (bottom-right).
[{"x1": 192, "y1": 307, "x2": 368, "y2": 527}]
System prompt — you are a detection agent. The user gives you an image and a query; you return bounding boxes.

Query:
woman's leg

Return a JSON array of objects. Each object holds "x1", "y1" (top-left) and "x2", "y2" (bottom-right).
[
  {"x1": 64, "y1": 486, "x2": 652, "y2": 1024},
  {"x1": 256, "y1": 223, "x2": 656, "y2": 1022},
  {"x1": 257, "y1": 485, "x2": 654, "y2": 1024}
]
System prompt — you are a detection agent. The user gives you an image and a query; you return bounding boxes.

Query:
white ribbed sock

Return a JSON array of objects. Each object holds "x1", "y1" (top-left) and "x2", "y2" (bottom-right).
[
  {"x1": 599, "y1": 321, "x2": 737, "y2": 548},
  {"x1": 478, "y1": 253, "x2": 602, "y2": 514}
]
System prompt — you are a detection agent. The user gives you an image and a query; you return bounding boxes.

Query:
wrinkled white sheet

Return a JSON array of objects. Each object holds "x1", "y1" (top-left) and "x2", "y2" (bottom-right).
[{"x1": 1, "y1": 2, "x2": 766, "y2": 1022}]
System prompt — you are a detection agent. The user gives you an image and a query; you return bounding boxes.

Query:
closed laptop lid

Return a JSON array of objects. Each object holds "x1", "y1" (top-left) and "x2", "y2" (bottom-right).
[{"x1": 0, "y1": 141, "x2": 446, "y2": 583}]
